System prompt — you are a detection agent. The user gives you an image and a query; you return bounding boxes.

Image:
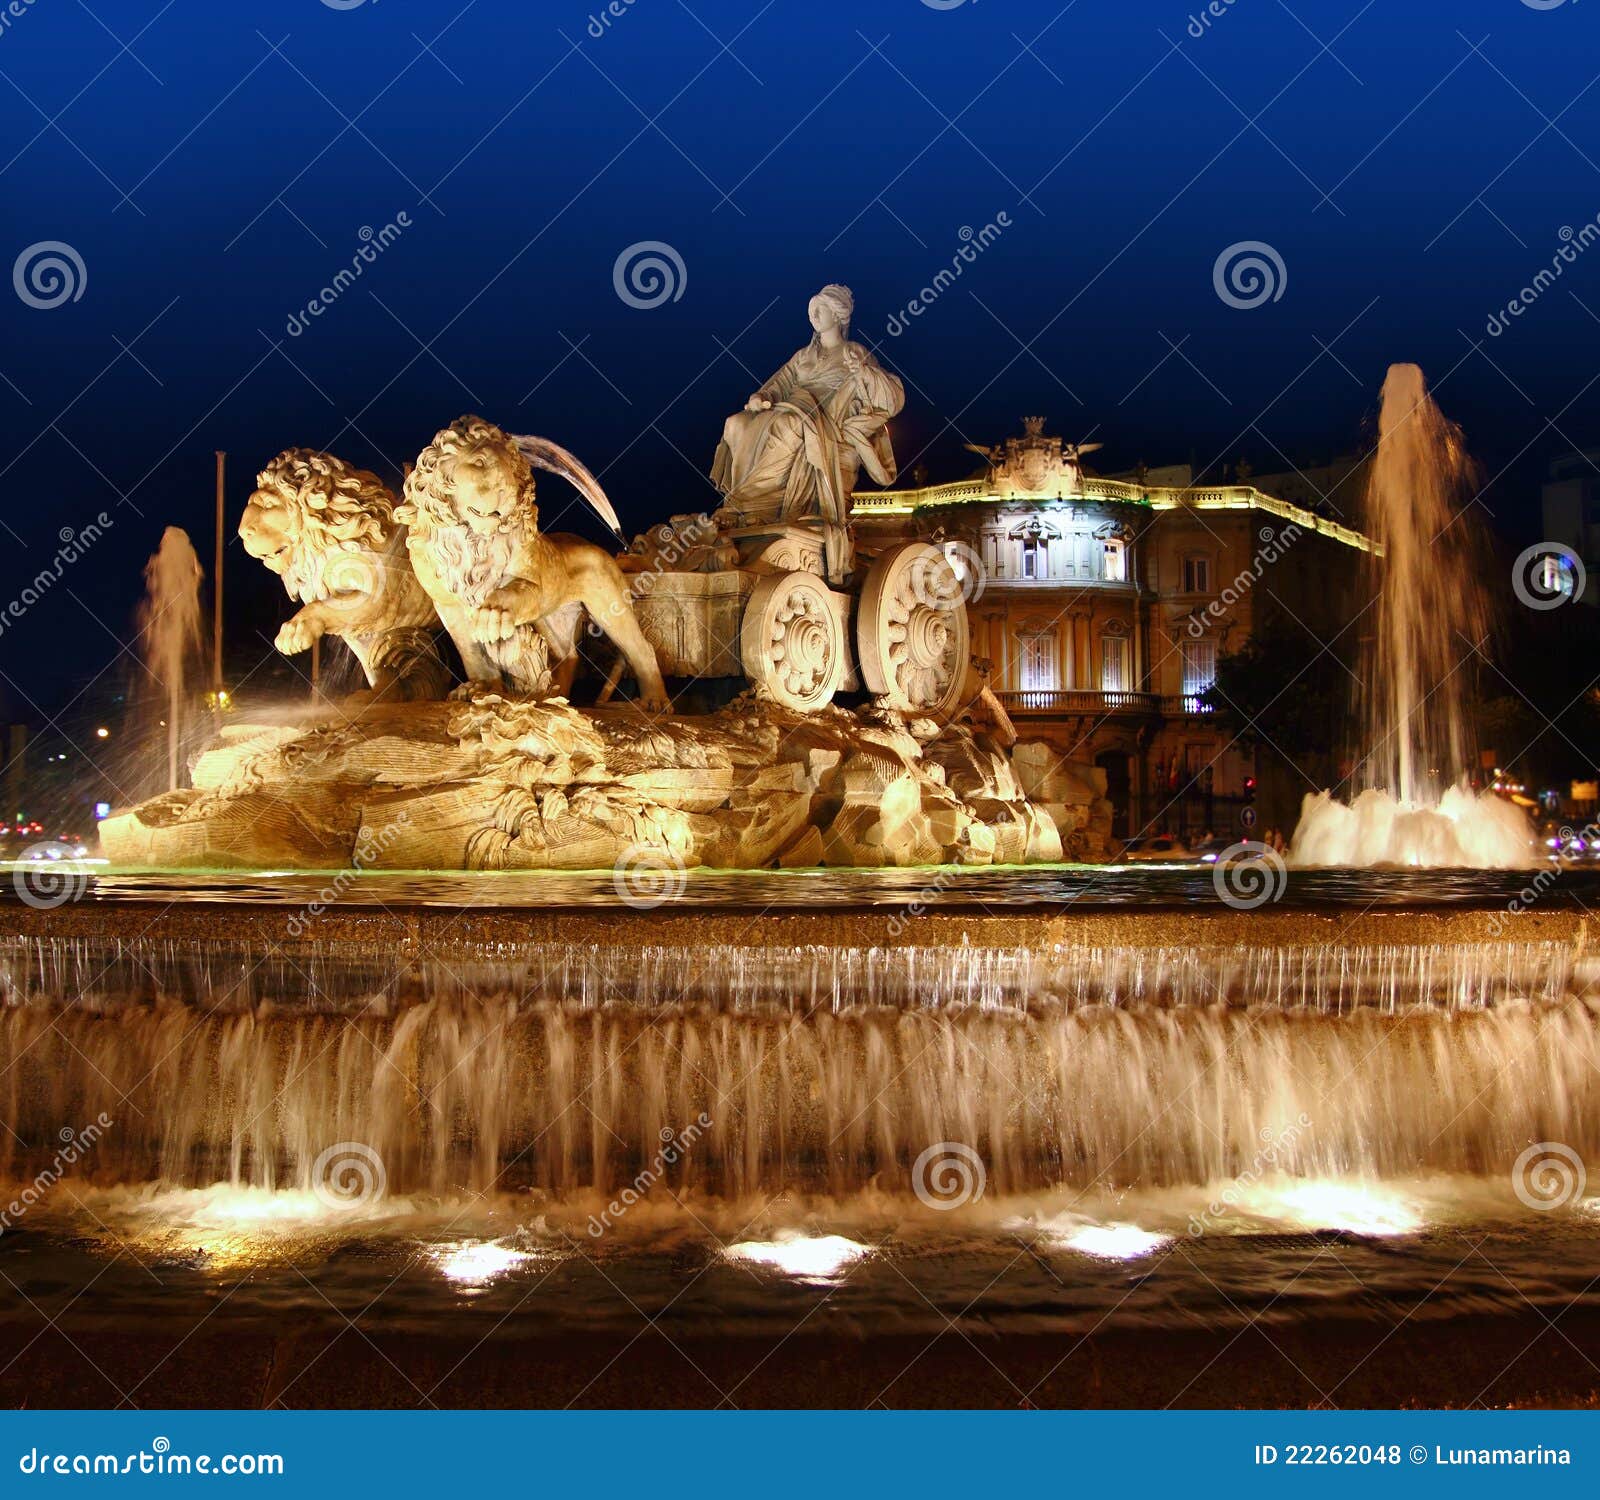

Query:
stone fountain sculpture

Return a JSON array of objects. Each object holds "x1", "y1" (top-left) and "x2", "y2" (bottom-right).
[
  {"x1": 711, "y1": 282, "x2": 902, "y2": 586},
  {"x1": 239, "y1": 449, "x2": 448, "y2": 701},
  {"x1": 99, "y1": 285, "x2": 1112, "y2": 871}
]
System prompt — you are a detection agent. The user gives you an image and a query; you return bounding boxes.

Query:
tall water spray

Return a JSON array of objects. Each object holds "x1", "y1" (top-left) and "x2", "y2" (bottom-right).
[
  {"x1": 137, "y1": 527, "x2": 204, "y2": 794},
  {"x1": 1359, "y1": 364, "x2": 1487, "y2": 803},
  {"x1": 1292, "y1": 366, "x2": 1533, "y2": 867}
]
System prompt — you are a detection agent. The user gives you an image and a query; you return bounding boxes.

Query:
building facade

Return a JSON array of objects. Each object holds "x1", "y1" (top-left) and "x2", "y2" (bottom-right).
[
  {"x1": 851, "y1": 420, "x2": 1373, "y2": 843},
  {"x1": 1542, "y1": 451, "x2": 1600, "y2": 606}
]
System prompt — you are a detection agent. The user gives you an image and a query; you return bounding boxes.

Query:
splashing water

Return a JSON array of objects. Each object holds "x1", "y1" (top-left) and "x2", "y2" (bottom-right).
[
  {"x1": 1292, "y1": 365, "x2": 1533, "y2": 868},
  {"x1": 136, "y1": 527, "x2": 204, "y2": 793}
]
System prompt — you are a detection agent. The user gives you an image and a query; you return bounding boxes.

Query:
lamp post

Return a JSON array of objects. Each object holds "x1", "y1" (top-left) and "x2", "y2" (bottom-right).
[{"x1": 213, "y1": 451, "x2": 225, "y2": 725}]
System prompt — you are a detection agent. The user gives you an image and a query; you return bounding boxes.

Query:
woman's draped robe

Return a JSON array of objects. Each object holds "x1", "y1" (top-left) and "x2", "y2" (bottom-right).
[{"x1": 711, "y1": 343, "x2": 904, "y2": 582}]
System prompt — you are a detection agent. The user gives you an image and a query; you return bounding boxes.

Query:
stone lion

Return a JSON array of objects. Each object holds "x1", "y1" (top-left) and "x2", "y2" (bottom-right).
[
  {"x1": 240, "y1": 449, "x2": 448, "y2": 700},
  {"x1": 396, "y1": 415, "x2": 669, "y2": 711}
]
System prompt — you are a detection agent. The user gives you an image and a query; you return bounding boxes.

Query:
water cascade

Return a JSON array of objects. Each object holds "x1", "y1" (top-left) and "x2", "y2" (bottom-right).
[{"x1": 3, "y1": 936, "x2": 1595, "y2": 1201}]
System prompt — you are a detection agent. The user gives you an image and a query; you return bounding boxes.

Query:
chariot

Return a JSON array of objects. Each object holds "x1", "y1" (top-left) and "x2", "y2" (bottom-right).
[{"x1": 622, "y1": 518, "x2": 974, "y2": 717}]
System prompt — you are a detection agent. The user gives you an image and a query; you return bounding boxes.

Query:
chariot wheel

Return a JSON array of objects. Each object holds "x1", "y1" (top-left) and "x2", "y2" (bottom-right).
[
  {"x1": 856, "y1": 541, "x2": 971, "y2": 717},
  {"x1": 740, "y1": 569, "x2": 847, "y2": 712}
]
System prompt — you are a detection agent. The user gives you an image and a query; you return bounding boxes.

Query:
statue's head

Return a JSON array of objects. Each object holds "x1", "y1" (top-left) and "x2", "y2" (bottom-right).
[
  {"x1": 399, "y1": 415, "x2": 536, "y2": 538},
  {"x1": 241, "y1": 450, "x2": 395, "y2": 594},
  {"x1": 807, "y1": 283, "x2": 853, "y2": 336}
]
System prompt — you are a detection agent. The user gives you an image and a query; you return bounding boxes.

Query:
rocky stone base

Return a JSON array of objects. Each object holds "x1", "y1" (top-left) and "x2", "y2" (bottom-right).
[{"x1": 98, "y1": 691, "x2": 1112, "y2": 871}]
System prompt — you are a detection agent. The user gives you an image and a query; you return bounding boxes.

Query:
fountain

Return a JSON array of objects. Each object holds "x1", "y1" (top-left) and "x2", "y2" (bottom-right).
[
  {"x1": 5, "y1": 289, "x2": 1597, "y2": 1412},
  {"x1": 135, "y1": 526, "x2": 204, "y2": 795},
  {"x1": 1291, "y1": 365, "x2": 1536, "y2": 868},
  {"x1": 98, "y1": 289, "x2": 1070, "y2": 872}
]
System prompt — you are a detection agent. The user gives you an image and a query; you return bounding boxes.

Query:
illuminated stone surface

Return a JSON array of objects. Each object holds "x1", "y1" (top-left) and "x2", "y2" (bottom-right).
[{"x1": 98, "y1": 692, "x2": 1091, "y2": 870}]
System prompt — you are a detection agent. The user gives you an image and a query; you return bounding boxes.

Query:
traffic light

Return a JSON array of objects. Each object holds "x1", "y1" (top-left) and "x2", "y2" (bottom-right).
[{"x1": 1243, "y1": 776, "x2": 1257, "y2": 804}]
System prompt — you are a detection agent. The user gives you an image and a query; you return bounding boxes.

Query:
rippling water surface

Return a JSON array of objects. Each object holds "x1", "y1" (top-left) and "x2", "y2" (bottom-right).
[
  {"x1": 7, "y1": 861, "x2": 1600, "y2": 909},
  {"x1": 6, "y1": 1178, "x2": 1599, "y2": 1341}
]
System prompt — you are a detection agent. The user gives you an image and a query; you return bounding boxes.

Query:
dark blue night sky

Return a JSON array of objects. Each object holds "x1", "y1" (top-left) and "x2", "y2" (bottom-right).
[{"x1": 4, "y1": 0, "x2": 1599, "y2": 715}]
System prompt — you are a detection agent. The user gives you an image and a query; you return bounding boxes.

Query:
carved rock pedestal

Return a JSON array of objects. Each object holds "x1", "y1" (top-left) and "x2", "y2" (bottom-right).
[{"x1": 97, "y1": 692, "x2": 1094, "y2": 872}]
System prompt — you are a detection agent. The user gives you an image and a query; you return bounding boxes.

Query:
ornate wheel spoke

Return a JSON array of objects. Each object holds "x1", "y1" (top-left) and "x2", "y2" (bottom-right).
[
  {"x1": 857, "y1": 542, "x2": 970, "y2": 716},
  {"x1": 741, "y1": 570, "x2": 846, "y2": 712}
]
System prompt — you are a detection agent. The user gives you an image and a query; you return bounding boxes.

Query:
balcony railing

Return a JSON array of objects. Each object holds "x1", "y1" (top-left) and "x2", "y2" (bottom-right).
[
  {"x1": 998, "y1": 690, "x2": 1155, "y2": 714},
  {"x1": 994, "y1": 690, "x2": 1216, "y2": 716}
]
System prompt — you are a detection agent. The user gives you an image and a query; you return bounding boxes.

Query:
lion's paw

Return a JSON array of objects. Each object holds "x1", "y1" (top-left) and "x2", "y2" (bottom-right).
[{"x1": 275, "y1": 617, "x2": 320, "y2": 655}]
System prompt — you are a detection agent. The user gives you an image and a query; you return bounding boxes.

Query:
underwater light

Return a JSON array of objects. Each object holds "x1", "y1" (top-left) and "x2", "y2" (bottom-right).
[
  {"x1": 1054, "y1": 1223, "x2": 1173, "y2": 1260},
  {"x1": 723, "y1": 1232, "x2": 870, "y2": 1280},
  {"x1": 428, "y1": 1240, "x2": 535, "y2": 1287},
  {"x1": 1255, "y1": 1180, "x2": 1423, "y2": 1237}
]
